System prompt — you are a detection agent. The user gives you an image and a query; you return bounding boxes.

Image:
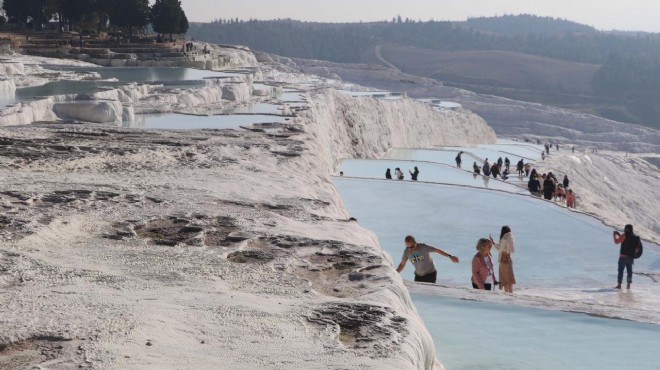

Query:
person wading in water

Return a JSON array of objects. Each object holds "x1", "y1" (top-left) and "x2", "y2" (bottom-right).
[{"x1": 396, "y1": 235, "x2": 460, "y2": 283}]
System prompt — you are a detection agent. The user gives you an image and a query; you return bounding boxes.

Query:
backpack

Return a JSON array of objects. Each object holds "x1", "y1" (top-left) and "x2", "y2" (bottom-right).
[{"x1": 634, "y1": 236, "x2": 643, "y2": 259}]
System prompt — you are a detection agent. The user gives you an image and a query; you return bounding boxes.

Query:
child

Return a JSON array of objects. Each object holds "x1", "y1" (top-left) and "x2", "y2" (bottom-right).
[{"x1": 566, "y1": 189, "x2": 576, "y2": 208}]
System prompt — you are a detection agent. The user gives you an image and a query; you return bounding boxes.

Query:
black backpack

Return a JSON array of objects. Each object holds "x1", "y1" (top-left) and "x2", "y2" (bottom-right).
[{"x1": 634, "y1": 236, "x2": 644, "y2": 259}]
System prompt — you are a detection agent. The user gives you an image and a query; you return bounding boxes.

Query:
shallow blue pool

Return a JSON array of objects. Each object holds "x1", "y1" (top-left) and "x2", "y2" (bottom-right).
[{"x1": 414, "y1": 295, "x2": 660, "y2": 370}]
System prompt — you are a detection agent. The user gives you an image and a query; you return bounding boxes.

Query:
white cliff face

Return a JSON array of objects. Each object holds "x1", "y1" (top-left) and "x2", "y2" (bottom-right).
[
  {"x1": 305, "y1": 89, "x2": 497, "y2": 171},
  {"x1": 53, "y1": 100, "x2": 125, "y2": 124}
]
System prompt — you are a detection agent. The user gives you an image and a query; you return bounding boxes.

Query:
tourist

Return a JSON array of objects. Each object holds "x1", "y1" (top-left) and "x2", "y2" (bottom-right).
[
  {"x1": 542, "y1": 152, "x2": 546, "y2": 161},
  {"x1": 545, "y1": 144, "x2": 550, "y2": 155},
  {"x1": 396, "y1": 235, "x2": 460, "y2": 284},
  {"x1": 482, "y1": 160, "x2": 491, "y2": 176},
  {"x1": 385, "y1": 168, "x2": 392, "y2": 180},
  {"x1": 473, "y1": 162, "x2": 481, "y2": 174},
  {"x1": 555, "y1": 184, "x2": 566, "y2": 201},
  {"x1": 504, "y1": 157, "x2": 511, "y2": 171},
  {"x1": 409, "y1": 166, "x2": 420, "y2": 181},
  {"x1": 339, "y1": 171, "x2": 344, "y2": 177},
  {"x1": 612, "y1": 225, "x2": 642, "y2": 289},
  {"x1": 517, "y1": 159, "x2": 524, "y2": 176},
  {"x1": 472, "y1": 238, "x2": 497, "y2": 290},
  {"x1": 502, "y1": 168, "x2": 510, "y2": 180},
  {"x1": 566, "y1": 189, "x2": 576, "y2": 208},
  {"x1": 563, "y1": 175, "x2": 570, "y2": 189},
  {"x1": 556, "y1": 144, "x2": 559, "y2": 151},
  {"x1": 497, "y1": 157, "x2": 503, "y2": 168},
  {"x1": 572, "y1": 146, "x2": 575, "y2": 153},
  {"x1": 543, "y1": 175, "x2": 556, "y2": 200},
  {"x1": 528, "y1": 175, "x2": 541, "y2": 197},
  {"x1": 524, "y1": 163, "x2": 532, "y2": 177},
  {"x1": 491, "y1": 163, "x2": 500, "y2": 179},
  {"x1": 395, "y1": 168, "x2": 404, "y2": 180},
  {"x1": 490, "y1": 226, "x2": 516, "y2": 293},
  {"x1": 456, "y1": 152, "x2": 464, "y2": 169}
]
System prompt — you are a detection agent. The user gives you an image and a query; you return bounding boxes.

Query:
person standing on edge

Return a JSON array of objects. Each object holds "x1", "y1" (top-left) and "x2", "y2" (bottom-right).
[
  {"x1": 566, "y1": 189, "x2": 576, "y2": 208},
  {"x1": 482, "y1": 160, "x2": 491, "y2": 177},
  {"x1": 497, "y1": 157, "x2": 503, "y2": 168},
  {"x1": 612, "y1": 225, "x2": 642, "y2": 290},
  {"x1": 504, "y1": 157, "x2": 511, "y2": 172},
  {"x1": 517, "y1": 159, "x2": 524, "y2": 176},
  {"x1": 524, "y1": 162, "x2": 531, "y2": 177},
  {"x1": 543, "y1": 175, "x2": 556, "y2": 200},
  {"x1": 455, "y1": 151, "x2": 464, "y2": 169},
  {"x1": 490, "y1": 226, "x2": 516, "y2": 293},
  {"x1": 385, "y1": 168, "x2": 392, "y2": 180},
  {"x1": 409, "y1": 166, "x2": 420, "y2": 181},
  {"x1": 528, "y1": 174, "x2": 541, "y2": 197},
  {"x1": 472, "y1": 238, "x2": 497, "y2": 290},
  {"x1": 397, "y1": 235, "x2": 460, "y2": 284},
  {"x1": 563, "y1": 175, "x2": 569, "y2": 189}
]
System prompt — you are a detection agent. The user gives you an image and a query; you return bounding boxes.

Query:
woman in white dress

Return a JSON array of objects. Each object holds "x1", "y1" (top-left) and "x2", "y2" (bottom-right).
[{"x1": 490, "y1": 225, "x2": 516, "y2": 293}]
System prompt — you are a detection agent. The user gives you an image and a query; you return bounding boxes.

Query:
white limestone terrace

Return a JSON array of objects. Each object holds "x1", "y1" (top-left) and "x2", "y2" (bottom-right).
[{"x1": 0, "y1": 45, "x2": 498, "y2": 369}]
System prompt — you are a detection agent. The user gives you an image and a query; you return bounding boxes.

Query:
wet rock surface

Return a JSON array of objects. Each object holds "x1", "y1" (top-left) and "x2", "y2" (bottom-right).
[{"x1": 308, "y1": 303, "x2": 408, "y2": 356}]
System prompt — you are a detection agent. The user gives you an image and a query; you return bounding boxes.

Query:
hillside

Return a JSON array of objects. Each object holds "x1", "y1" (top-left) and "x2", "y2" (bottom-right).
[{"x1": 377, "y1": 45, "x2": 599, "y2": 94}]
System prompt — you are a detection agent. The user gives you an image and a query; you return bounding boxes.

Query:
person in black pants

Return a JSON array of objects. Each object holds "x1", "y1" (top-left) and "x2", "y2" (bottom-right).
[
  {"x1": 612, "y1": 225, "x2": 642, "y2": 290},
  {"x1": 397, "y1": 235, "x2": 460, "y2": 283}
]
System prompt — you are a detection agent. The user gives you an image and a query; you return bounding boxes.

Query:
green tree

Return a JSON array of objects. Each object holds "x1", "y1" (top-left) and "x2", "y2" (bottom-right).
[
  {"x1": 151, "y1": 0, "x2": 188, "y2": 41},
  {"x1": 3, "y1": 0, "x2": 57, "y2": 29},
  {"x1": 108, "y1": 0, "x2": 149, "y2": 39}
]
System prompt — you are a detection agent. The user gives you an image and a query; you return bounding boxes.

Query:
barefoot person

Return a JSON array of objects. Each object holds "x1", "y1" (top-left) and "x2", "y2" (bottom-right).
[
  {"x1": 490, "y1": 226, "x2": 516, "y2": 293},
  {"x1": 472, "y1": 238, "x2": 497, "y2": 290},
  {"x1": 612, "y1": 224, "x2": 643, "y2": 289},
  {"x1": 396, "y1": 235, "x2": 460, "y2": 283}
]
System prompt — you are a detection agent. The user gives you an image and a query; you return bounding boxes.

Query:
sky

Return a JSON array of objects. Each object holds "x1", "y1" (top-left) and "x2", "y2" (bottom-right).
[{"x1": 182, "y1": 0, "x2": 660, "y2": 33}]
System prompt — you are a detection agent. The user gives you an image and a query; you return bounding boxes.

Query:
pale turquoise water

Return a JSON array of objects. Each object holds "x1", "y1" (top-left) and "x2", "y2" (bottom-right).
[
  {"x1": 123, "y1": 113, "x2": 288, "y2": 130},
  {"x1": 414, "y1": 295, "x2": 660, "y2": 370},
  {"x1": 333, "y1": 178, "x2": 660, "y2": 287}
]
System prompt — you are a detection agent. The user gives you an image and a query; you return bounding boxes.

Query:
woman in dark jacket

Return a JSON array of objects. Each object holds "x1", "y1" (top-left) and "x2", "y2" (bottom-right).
[
  {"x1": 563, "y1": 175, "x2": 569, "y2": 189},
  {"x1": 543, "y1": 176, "x2": 556, "y2": 200},
  {"x1": 385, "y1": 168, "x2": 392, "y2": 180}
]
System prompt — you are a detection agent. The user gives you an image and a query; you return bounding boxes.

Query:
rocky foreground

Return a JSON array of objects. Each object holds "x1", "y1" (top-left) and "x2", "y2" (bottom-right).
[{"x1": 0, "y1": 86, "x2": 494, "y2": 369}]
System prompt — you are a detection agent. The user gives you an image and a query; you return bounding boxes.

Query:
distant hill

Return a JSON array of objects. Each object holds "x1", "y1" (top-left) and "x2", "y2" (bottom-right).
[
  {"x1": 188, "y1": 15, "x2": 660, "y2": 129},
  {"x1": 462, "y1": 14, "x2": 597, "y2": 36}
]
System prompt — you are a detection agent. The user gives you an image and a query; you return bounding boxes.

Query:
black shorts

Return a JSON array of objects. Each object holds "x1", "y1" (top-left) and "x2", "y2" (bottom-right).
[
  {"x1": 414, "y1": 271, "x2": 437, "y2": 283},
  {"x1": 472, "y1": 282, "x2": 492, "y2": 291}
]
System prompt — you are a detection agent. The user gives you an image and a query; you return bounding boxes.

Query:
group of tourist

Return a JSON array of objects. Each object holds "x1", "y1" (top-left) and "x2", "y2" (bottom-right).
[
  {"x1": 386, "y1": 167, "x2": 420, "y2": 181},
  {"x1": 397, "y1": 223, "x2": 643, "y2": 292},
  {"x1": 473, "y1": 157, "x2": 513, "y2": 180},
  {"x1": 396, "y1": 227, "x2": 517, "y2": 293},
  {"x1": 527, "y1": 170, "x2": 576, "y2": 208}
]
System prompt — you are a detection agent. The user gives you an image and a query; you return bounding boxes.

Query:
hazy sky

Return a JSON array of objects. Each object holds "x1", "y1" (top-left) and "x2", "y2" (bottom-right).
[{"x1": 183, "y1": 0, "x2": 660, "y2": 33}]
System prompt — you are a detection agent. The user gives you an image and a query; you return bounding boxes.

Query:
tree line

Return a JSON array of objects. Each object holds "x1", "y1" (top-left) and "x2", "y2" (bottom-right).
[
  {"x1": 188, "y1": 17, "x2": 660, "y2": 65},
  {"x1": 1, "y1": 0, "x2": 189, "y2": 39}
]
